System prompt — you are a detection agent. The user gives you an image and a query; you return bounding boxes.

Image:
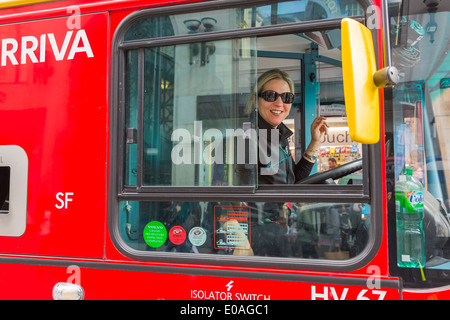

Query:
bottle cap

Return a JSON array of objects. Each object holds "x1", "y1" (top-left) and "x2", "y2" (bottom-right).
[{"x1": 403, "y1": 168, "x2": 413, "y2": 175}]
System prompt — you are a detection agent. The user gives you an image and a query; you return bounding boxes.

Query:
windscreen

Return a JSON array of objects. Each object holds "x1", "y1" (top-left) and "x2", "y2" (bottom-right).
[{"x1": 386, "y1": 0, "x2": 450, "y2": 285}]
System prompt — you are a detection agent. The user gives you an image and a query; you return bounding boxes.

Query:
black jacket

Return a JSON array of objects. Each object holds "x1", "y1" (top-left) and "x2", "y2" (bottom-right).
[{"x1": 258, "y1": 115, "x2": 314, "y2": 184}]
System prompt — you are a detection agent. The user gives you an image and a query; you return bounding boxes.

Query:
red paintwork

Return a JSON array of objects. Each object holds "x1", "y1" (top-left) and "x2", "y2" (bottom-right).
[
  {"x1": 0, "y1": 0, "x2": 448, "y2": 300},
  {"x1": 0, "y1": 11, "x2": 108, "y2": 259}
]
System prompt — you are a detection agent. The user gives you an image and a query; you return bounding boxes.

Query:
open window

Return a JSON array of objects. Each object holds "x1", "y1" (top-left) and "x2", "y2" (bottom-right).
[
  {"x1": 122, "y1": 38, "x2": 258, "y2": 189},
  {"x1": 110, "y1": 0, "x2": 380, "y2": 269}
]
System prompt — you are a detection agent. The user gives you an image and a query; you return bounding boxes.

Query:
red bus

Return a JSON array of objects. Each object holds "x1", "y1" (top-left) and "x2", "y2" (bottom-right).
[{"x1": 0, "y1": 0, "x2": 449, "y2": 301}]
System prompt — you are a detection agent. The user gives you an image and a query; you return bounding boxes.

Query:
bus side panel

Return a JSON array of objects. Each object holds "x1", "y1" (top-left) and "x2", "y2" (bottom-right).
[
  {"x1": 0, "y1": 12, "x2": 109, "y2": 258},
  {"x1": 0, "y1": 260, "x2": 400, "y2": 300}
]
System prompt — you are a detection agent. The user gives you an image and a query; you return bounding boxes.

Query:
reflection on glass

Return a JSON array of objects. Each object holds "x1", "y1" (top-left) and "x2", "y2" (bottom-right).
[
  {"x1": 123, "y1": 29, "x2": 366, "y2": 187},
  {"x1": 131, "y1": 39, "x2": 258, "y2": 187},
  {"x1": 124, "y1": 0, "x2": 363, "y2": 41}
]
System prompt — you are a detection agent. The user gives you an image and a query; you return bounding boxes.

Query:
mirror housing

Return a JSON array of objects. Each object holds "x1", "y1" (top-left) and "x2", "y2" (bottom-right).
[{"x1": 341, "y1": 18, "x2": 398, "y2": 144}]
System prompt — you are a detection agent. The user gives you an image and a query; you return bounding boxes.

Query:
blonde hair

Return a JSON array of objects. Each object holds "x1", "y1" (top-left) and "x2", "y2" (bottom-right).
[{"x1": 246, "y1": 69, "x2": 295, "y2": 115}]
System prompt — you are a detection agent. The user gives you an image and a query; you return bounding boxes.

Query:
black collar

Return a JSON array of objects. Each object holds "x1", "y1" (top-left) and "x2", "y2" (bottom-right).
[{"x1": 257, "y1": 114, "x2": 293, "y2": 141}]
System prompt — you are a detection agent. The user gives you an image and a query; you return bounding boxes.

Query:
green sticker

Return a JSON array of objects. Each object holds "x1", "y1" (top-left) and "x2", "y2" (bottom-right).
[{"x1": 143, "y1": 221, "x2": 167, "y2": 248}]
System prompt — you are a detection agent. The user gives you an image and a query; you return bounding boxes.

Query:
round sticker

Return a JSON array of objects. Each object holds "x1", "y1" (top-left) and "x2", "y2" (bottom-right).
[
  {"x1": 169, "y1": 226, "x2": 186, "y2": 245},
  {"x1": 143, "y1": 221, "x2": 167, "y2": 248},
  {"x1": 188, "y1": 227, "x2": 207, "y2": 247}
]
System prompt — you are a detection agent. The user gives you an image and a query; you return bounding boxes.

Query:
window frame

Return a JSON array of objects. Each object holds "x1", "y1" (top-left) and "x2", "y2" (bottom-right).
[{"x1": 109, "y1": 0, "x2": 384, "y2": 272}]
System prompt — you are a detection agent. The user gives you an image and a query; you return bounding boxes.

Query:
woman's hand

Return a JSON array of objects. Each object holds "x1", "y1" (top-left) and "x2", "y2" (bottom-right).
[
  {"x1": 304, "y1": 117, "x2": 328, "y2": 162},
  {"x1": 311, "y1": 117, "x2": 328, "y2": 143}
]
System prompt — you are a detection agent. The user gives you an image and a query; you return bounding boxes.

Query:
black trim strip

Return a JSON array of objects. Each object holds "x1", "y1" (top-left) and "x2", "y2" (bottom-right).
[
  {"x1": 118, "y1": 185, "x2": 367, "y2": 202},
  {"x1": 127, "y1": 186, "x2": 256, "y2": 194},
  {"x1": 119, "y1": 17, "x2": 365, "y2": 50},
  {"x1": 136, "y1": 48, "x2": 145, "y2": 189}
]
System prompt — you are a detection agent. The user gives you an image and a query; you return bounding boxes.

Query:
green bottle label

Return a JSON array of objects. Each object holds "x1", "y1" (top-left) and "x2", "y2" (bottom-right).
[{"x1": 396, "y1": 191, "x2": 424, "y2": 213}]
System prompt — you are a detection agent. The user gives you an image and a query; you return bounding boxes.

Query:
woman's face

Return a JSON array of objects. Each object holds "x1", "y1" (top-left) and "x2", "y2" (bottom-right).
[{"x1": 258, "y1": 78, "x2": 292, "y2": 128}]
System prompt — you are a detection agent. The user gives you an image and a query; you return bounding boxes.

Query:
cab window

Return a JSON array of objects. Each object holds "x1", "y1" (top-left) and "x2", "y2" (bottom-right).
[{"x1": 111, "y1": 0, "x2": 374, "y2": 267}]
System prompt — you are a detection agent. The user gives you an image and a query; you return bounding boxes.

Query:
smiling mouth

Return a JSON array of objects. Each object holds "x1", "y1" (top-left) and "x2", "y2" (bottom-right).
[{"x1": 271, "y1": 110, "x2": 283, "y2": 115}]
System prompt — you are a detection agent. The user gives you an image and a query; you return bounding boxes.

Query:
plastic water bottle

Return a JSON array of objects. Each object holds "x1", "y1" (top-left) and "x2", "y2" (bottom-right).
[{"x1": 395, "y1": 167, "x2": 425, "y2": 268}]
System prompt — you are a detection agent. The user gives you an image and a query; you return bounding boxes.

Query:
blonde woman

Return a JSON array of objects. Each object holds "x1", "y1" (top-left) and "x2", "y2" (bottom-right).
[{"x1": 249, "y1": 69, "x2": 328, "y2": 184}]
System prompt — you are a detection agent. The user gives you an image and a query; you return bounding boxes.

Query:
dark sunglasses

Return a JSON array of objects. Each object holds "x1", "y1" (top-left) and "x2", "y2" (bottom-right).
[{"x1": 258, "y1": 90, "x2": 295, "y2": 104}]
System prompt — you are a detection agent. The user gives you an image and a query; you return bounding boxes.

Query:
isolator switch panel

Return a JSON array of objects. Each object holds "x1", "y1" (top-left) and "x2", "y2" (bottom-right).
[
  {"x1": 0, "y1": 145, "x2": 28, "y2": 236},
  {"x1": 0, "y1": 167, "x2": 10, "y2": 214}
]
